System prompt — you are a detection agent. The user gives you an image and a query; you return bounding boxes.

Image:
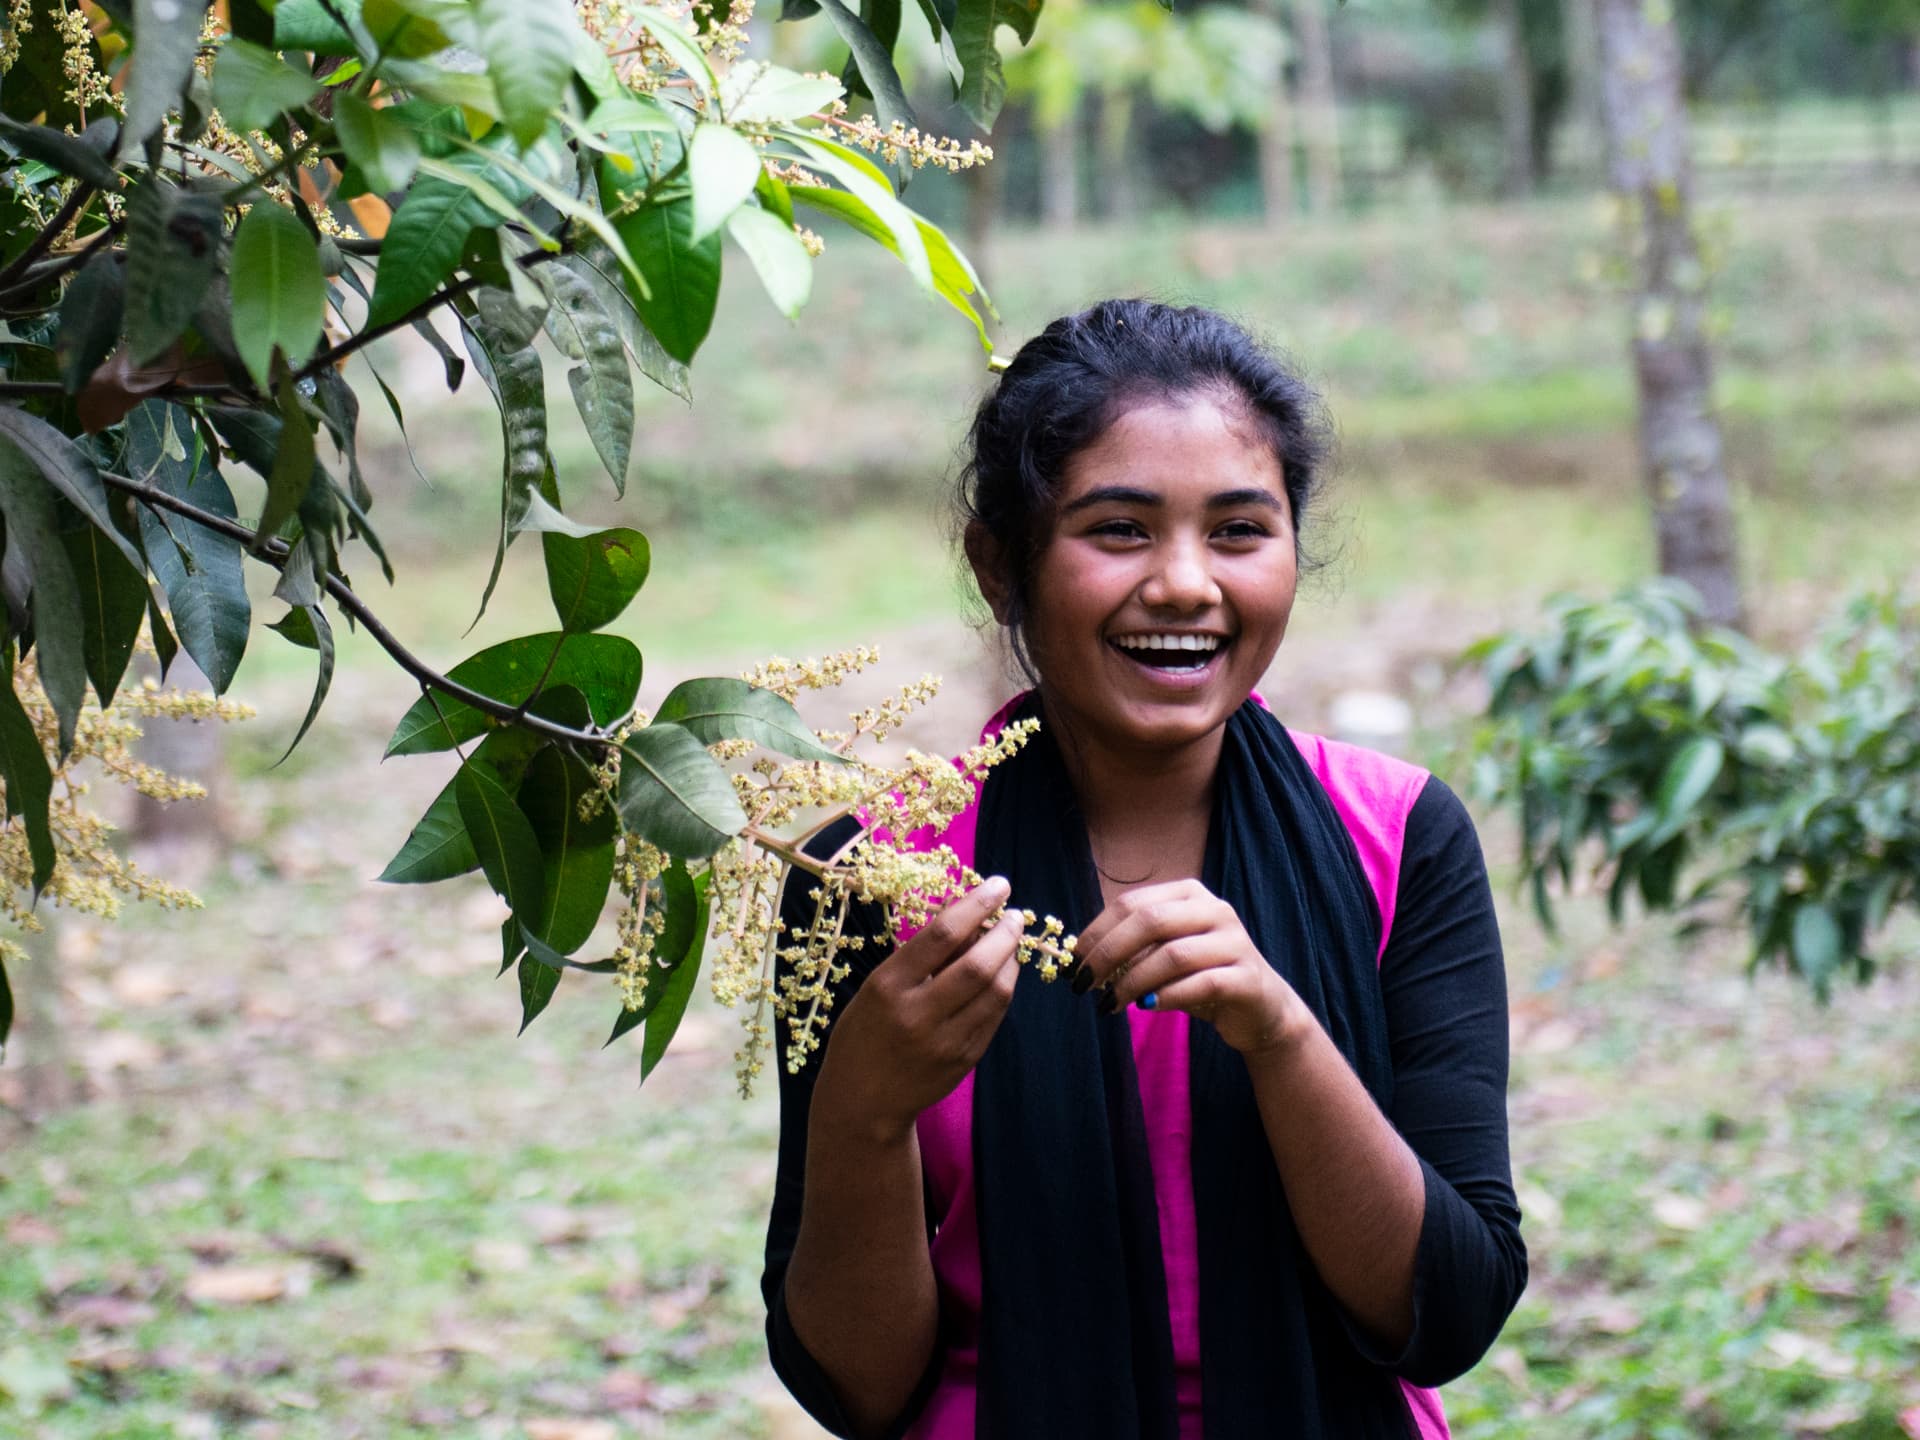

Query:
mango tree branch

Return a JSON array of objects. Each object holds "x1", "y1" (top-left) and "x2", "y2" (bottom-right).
[
  {"x1": 99, "y1": 468, "x2": 612, "y2": 752},
  {"x1": 0, "y1": 182, "x2": 97, "y2": 291}
]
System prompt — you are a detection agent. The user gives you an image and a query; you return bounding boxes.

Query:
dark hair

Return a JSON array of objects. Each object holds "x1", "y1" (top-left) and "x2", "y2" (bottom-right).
[{"x1": 957, "y1": 299, "x2": 1335, "y2": 680}]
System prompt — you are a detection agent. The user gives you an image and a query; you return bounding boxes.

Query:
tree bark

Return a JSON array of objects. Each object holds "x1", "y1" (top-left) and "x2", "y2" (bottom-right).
[
  {"x1": 1595, "y1": 0, "x2": 1744, "y2": 630},
  {"x1": 1292, "y1": 0, "x2": 1342, "y2": 213},
  {"x1": 1559, "y1": 0, "x2": 1603, "y2": 178},
  {"x1": 1495, "y1": 0, "x2": 1536, "y2": 195},
  {"x1": 1039, "y1": 102, "x2": 1081, "y2": 230},
  {"x1": 1257, "y1": 0, "x2": 1298, "y2": 226},
  {"x1": 1098, "y1": 89, "x2": 1139, "y2": 220}
]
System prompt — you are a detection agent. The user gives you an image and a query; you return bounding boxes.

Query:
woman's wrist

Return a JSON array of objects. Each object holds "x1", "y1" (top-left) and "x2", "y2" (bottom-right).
[
  {"x1": 812, "y1": 1053, "x2": 921, "y2": 1151},
  {"x1": 1236, "y1": 972, "x2": 1316, "y2": 1066}
]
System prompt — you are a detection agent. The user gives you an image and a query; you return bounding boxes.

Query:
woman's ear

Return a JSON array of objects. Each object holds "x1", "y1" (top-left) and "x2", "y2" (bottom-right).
[{"x1": 964, "y1": 522, "x2": 1015, "y2": 626}]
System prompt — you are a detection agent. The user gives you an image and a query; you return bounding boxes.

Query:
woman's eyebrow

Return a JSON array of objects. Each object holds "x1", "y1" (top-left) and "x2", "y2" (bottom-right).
[{"x1": 1059, "y1": 485, "x2": 1286, "y2": 515}]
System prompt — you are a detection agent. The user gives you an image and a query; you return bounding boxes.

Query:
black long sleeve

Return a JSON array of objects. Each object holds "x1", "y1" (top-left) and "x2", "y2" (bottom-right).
[{"x1": 1347, "y1": 775, "x2": 1529, "y2": 1386}]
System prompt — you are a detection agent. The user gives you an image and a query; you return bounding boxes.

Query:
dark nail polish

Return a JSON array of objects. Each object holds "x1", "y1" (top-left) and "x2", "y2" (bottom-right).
[
  {"x1": 1096, "y1": 987, "x2": 1119, "y2": 1017},
  {"x1": 1071, "y1": 963, "x2": 1097, "y2": 997}
]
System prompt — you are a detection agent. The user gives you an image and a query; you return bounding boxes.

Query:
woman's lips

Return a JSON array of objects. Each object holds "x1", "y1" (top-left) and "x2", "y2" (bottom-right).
[{"x1": 1107, "y1": 638, "x2": 1232, "y2": 689}]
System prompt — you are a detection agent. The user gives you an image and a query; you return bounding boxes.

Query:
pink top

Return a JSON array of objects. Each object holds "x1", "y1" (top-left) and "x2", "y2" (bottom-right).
[{"x1": 904, "y1": 704, "x2": 1451, "y2": 1440}]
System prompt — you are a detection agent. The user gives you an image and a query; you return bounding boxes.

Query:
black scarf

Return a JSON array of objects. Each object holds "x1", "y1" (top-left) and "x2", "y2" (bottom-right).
[{"x1": 966, "y1": 695, "x2": 1412, "y2": 1438}]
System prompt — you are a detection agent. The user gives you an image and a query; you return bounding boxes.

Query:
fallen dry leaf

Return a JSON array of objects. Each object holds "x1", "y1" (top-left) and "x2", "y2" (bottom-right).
[
  {"x1": 1651, "y1": 1193, "x2": 1708, "y2": 1231},
  {"x1": 598, "y1": 1369, "x2": 655, "y2": 1411},
  {"x1": 55, "y1": 1293, "x2": 157, "y2": 1331},
  {"x1": 183, "y1": 1266, "x2": 303, "y2": 1307},
  {"x1": 5, "y1": 1215, "x2": 60, "y2": 1246},
  {"x1": 522, "y1": 1420, "x2": 618, "y2": 1440}
]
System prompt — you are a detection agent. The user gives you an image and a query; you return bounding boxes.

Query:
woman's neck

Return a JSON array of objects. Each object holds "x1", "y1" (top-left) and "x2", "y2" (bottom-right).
[{"x1": 1044, "y1": 701, "x2": 1224, "y2": 888}]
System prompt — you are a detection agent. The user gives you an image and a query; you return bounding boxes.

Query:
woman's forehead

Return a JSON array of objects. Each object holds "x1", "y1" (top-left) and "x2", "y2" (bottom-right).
[{"x1": 1058, "y1": 394, "x2": 1286, "y2": 502}]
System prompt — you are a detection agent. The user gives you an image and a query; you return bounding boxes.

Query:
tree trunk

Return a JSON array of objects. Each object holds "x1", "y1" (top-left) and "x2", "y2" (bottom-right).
[
  {"x1": 1039, "y1": 102, "x2": 1081, "y2": 230},
  {"x1": 1559, "y1": 0, "x2": 1603, "y2": 180},
  {"x1": 1257, "y1": 6, "x2": 1297, "y2": 225},
  {"x1": 129, "y1": 653, "x2": 229, "y2": 848},
  {"x1": 1595, "y1": 0, "x2": 1744, "y2": 630},
  {"x1": 963, "y1": 156, "x2": 1002, "y2": 287},
  {"x1": 1292, "y1": 0, "x2": 1342, "y2": 213},
  {"x1": 1494, "y1": 0, "x2": 1536, "y2": 195},
  {"x1": 1098, "y1": 89, "x2": 1139, "y2": 220}
]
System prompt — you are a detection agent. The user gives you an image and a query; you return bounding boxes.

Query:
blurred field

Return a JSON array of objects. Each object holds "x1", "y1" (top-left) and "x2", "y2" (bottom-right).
[{"x1": 2, "y1": 190, "x2": 1918, "y2": 1438}]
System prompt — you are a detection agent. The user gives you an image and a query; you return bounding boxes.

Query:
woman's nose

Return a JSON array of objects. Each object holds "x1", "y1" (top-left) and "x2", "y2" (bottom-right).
[{"x1": 1141, "y1": 543, "x2": 1222, "y2": 611}]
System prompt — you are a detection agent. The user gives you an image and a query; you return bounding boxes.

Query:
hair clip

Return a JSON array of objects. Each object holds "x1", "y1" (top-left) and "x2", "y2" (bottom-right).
[{"x1": 987, "y1": 354, "x2": 1011, "y2": 374}]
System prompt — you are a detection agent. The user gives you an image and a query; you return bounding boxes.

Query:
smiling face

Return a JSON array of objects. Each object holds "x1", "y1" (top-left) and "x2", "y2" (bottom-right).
[{"x1": 1006, "y1": 389, "x2": 1298, "y2": 763}]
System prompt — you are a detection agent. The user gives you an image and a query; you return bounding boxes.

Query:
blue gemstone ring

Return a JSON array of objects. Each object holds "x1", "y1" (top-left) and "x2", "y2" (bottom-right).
[{"x1": 1139, "y1": 991, "x2": 1159, "y2": 1011}]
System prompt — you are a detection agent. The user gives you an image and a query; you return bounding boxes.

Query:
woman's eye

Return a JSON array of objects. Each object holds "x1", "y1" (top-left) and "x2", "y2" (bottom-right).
[
  {"x1": 1090, "y1": 519, "x2": 1147, "y2": 540},
  {"x1": 1216, "y1": 520, "x2": 1269, "y2": 541}
]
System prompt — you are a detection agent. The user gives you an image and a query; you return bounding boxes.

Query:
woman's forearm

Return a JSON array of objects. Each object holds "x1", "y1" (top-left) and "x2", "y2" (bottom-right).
[
  {"x1": 783, "y1": 1072, "x2": 941, "y2": 1438},
  {"x1": 1244, "y1": 1005, "x2": 1428, "y2": 1352}
]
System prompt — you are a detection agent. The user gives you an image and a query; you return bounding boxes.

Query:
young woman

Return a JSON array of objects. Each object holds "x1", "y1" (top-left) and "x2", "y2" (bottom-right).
[{"x1": 761, "y1": 300, "x2": 1526, "y2": 1439}]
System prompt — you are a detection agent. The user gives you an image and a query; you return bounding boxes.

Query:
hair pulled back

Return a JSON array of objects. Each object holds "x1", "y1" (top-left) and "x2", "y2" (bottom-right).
[{"x1": 958, "y1": 298, "x2": 1334, "y2": 679}]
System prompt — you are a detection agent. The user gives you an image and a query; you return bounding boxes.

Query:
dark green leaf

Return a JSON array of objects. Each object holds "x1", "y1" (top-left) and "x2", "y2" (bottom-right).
[
  {"x1": 361, "y1": 0, "x2": 456, "y2": 57},
  {"x1": 1791, "y1": 903, "x2": 1842, "y2": 989},
  {"x1": 0, "y1": 434, "x2": 91, "y2": 756},
  {"x1": 364, "y1": 165, "x2": 495, "y2": 329},
  {"x1": 255, "y1": 374, "x2": 317, "y2": 547},
  {"x1": 642, "y1": 868, "x2": 710, "y2": 1079},
  {"x1": 377, "y1": 728, "x2": 542, "y2": 883},
  {"x1": 312, "y1": 368, "x2": 371, "y2": 511},
  {"x1": 211, "y1": 38, "x2": 319, "y2": 132},
  {"x1": 127, "y1": 403, "x2": 251, "y2": 692},
  {"x1": 787, "y1": 138, "x2": 928, "y2": 286},
  {"x1": 536, "y1": 262, "x2": 634, "y2": 492},
  {"x1": 950, "y1": 0, "x2": 1041, "y2": 129},
  {"x1": 123, "y1": 179, "x2": 224, "y2": 366},
  {"x1": 560, "y1": 249, "x2": 691, "y2": 406},
  {"x1": 472, "y1": 0, "x2": 579, "y2": 146},
  {"x1": 0, "y1": 660, "x2": 57, "y2": 894},
  {"x1": 270, "y1": 603, "x2": 333, "y2": 763},
  {"x1": 60, "y1": 523, "x2": 148, "y2": 710},
  {"x1": 1650, "y1": 736, "x2": 1725, "y2": 843},
  {"x1": 122, "y1": 0, "x2": 215, "y2": 153},
  {"x1": 333, "y1": 92, "x2": 422, "y2": 194},
  {"x1": 385, "y1": 631, "x2": 642, "y2": 755},
  {"x1": 457, "y1": 756, "x2": 546, "y2": 917},
  {"x1": 614, "y1": 722, "x2": 747, "y2": 858},
  {"x1": 598, "y1": 178, "x2": 721, "y2": 366},
  {"x1": 516, "y1": 951, "x2": 561, "y2": 1031},
  {"x1": 816, "y1": 0, "x2": 914, "y2": 138},
  {"x1": 54, "y1": 254, "x2": 125, "y2": 394},
  {"x1": 273, "y1": 0, "x2": 362, "y2": 54},
  {"x1": 457, "y1": 309, "x2": 548, "y2": 623},
  {"x1": 655, "y1": 677, "x2": 843, "y2": 763},
  {"x1": 0, "y1": 114, "x2": 122, "y2": 190},
  {"x1": 0, "y1": 405, "x2": 146, "y2": 574},
  {"x1": 518, "y1": 745, "x2": 617, "y2": 953},
  {"x1": 230, "y1": 201, "x2": 327, "y2": 386},
  {"x1": 541, "y1": 527, "x2": 649, "y2": 633}
]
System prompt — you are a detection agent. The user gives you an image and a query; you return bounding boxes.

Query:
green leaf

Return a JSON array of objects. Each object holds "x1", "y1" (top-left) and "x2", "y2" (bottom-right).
[
  {"x1": 605, "y1": 859, "x2": 704, "y2": 1047},
  {"x1": 0, "y1": 114, "x2": 122, "y2": 190},
  {"x1": 0, "y1": 406, "x2": 146, "y2": 575},
  {"x1": 230, "y1": 202, "x2": 327, "y2": 386},
  {"x1": 364, "y1": 166, "x2": 495, "y2": 329},
  {"x1": 385, "y1": 631, "x2": 642, "y2": 755},
  {"x1": 457, "y1": 309, "x2": 548, "y2": 622},
  {"x1": 516, "y1": 951, "x2": 561, "y2": 1031},
  {"x1": 614, "y1": 722, "x2": 747, "y2": 858},
  {"x1": 726, "y1": 206, "x2": 812, "y2": 320},
  {"x1": 457, "y1": 753, "x2": 546, "y2": 919},
  {"x1": 0, "y1": 661, "x2": 57, "y2": 895},
  {"x1": 598, "y1": 179, "x2": 721, "y2": 366},
  {"x1": 472, "y1": 0, "x2": 580, "y2": 147},
  {"x1": 630, "y1": 5, "x2": 717, "y2": 95},
  {"x1": 0, "y1": 434, "x2": 93, "y2": 757},
  {"x1": 723, "y1": 62, "x2": 843, "y2": 124},
  {"x1": 540, "y1": 526, "x2": 649, "y2": 633},
  {"x1": 269, "y1": 603, "x2": 334, "y2": 763},
  {"x1": 122, "y1": 0, "x2": 215, "y2": 154},
  {"x1": 377, "y1": 729, "x2": 541, "y2": 883},
  {"x1": 518, "y1": 745, "x2": 617, "y2": 953},
  {"x1": 815, "y1": 0, "x2": 915, "y2": 138},
  {"x1": 535, "y1": 263, "x2": 634, "y2": 493},
  {"x1": 561, "y1": 248, "x2": 691, "y2": 405},
  {"x1": 60, "y1": 524, "x2": 148, "y2": 710},
  {"x1": 1790, "y1": 903, "x2": 1842, "y2": 989},
  {"x1": 1650, "y1": 736, "x2": 1725, "y2": 842},
  {"x1": 950, "y1": 0, "x2": 1041, "y2": 130},
  {"x1": 123, "y1": 179, "x2": 224, "y2": 366},
  {"x1": 333, "y1": 93, "x2": 421, "y2": 194},
  {"x1": 361, "y1": 0, "x2": 456, "y2": 57},
  {"x1": 642, "y1": 868, "x2": 710, "y2": 1078},
  {"x1": 127, "y1": 405, "x2": 250, "y2": 691},
  {"x1": 256, "y1": 374, "x2": 318, "y2": 546},
  {"x1": 655, "y1": 677, "x2": 844, "y2": 763},
  {"x1": 274, "y1": 0, "x2": 363, "y2": 54},
  {"x1": 211, "y1": 38, "x2": 319, "y2": 131},
  {"x1": 787, "y1": 136, "x2": 929, "y2": 287},
  {"x1": 53, "y1": 254, "x2": 125, "y2": 394},
  {"x1": 688, "y1": 122, "x2": 764, "y2": 243}
]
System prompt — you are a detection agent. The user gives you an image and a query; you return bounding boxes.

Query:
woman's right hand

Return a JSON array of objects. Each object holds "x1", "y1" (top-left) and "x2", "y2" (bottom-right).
[{"x1": 813, "y1": 875, "x2": 1024, "y2": 1143}]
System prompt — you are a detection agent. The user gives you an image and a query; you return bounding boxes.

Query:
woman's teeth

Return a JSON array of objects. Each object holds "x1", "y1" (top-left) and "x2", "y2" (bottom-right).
[{"x1": 1110, "y1": 634, "x2": 1225, "y2": 669}]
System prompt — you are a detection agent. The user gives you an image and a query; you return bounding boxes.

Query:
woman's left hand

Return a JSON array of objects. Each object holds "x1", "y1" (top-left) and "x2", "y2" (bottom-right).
[{"x1": 1071, "y1": 879, "x2": 1306, "y2": 1059}]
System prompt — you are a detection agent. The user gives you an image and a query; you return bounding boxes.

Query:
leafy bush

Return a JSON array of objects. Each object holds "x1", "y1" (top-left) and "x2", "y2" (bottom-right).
[{"x1": 1466, "y1": 582, "x2": 1920, "y2": 995}]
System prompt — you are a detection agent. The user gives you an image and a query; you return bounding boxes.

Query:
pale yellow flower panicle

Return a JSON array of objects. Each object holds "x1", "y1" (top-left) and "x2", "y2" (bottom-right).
[
  {"x1": 591, "y1": 650, "x2": 1073, "y2": 1096},
  {"x1": 0, "y1": 647, "x2": 252, "y2": 977}
]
